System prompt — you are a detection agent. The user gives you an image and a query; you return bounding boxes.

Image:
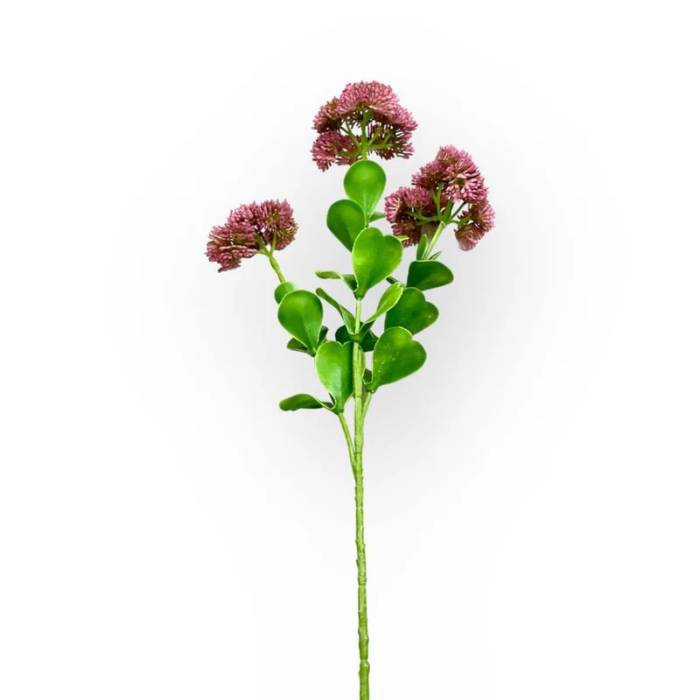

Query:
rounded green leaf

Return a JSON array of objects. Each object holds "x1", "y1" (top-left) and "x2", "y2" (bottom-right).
[
  {"x1": 406, "y1": 260, "x2": 454, "y2": 290},
  {"x1": 326, "y1": 199, "x2": 366, "y2": 251},
  {"x1": 369, "y1": 327, "x2": 426, "y2": 391},
  {"x1": 274, "y1": 281, "x2": 296, "y2": 303},
  {"x1": 366, "y1": 282, "x2": 403, "y2": 323},
  {"x1": 315, "y1": 341, "x2": 353, "y2": 411},
  {"x1": 352, "y1": 227, "x2": 403, "y2": 298},
  {"x1": 279, "y1": 394, "x2": 327, "y2": 411},
  {"x1": 278, "y1": 290, "x2": 323, "y2": 353},
  {"x1": 343, "y1": 160, "x2": 386, "y2": 218},
  {"x1": 385, "y1": 287, "x2": 439, "y2": 335}
]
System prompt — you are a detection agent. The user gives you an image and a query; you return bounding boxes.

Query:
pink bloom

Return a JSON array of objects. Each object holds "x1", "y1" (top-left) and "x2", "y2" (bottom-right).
[
  {"x1": 384, "y1": 186, "x2": 439, "y2": 246},
  {"x1": 206, "y1": 200, "x2": 297, "y2": 272},
  {"x1": 454, "y1": 198, "x2": 495, "y2": 251},
  {"x1": 311, "y1": 81, "x2": 417, "y2": 170},
  {"x1": 311, "y1": 132, "x2": 356, "y2": 171},
  {"x1": 412, "y1": 145, "x2": 486, "y2": 204}
]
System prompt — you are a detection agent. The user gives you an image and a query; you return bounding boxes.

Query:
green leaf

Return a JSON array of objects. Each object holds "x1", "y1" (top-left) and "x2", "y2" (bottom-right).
[
  {"x1": 277, "y1": 290, "x2": 323, "y2": 353},
  {"x1": 315, "y1": 341, "x2": 353, "y2": 412},
  {"x1": 326, "y1": 199, "x2": 365, "y2": 250},
  {"x1": 286, "y1": 337, "x2": 310, "y2": 354},
  {"x1": 315, "y1": 270, "x2": 357, "y2": 292},
  {"x1": 343, "y1": 160, "x2": 386, "y2": 218},
  {"x1": 335, "y1": 325, "x2": 378, "y2": 352},
  {"x1": 385, "y1": 287, "x2": 439, "y2": 335},
  {"x1": 369, "y1": 327, "x2": 426, "y2": 391},
  {"x1": 416, "y1": 234, "x2": 429, "y2": 260},
  {"x1": 366, "y1": 282, "x2": 403, "y2": 323},
  {"x1": 316, "y1": 288, "x2": 355, "y2": 329},
  {"x1": 279, "y1": 394, "x2": 328, "y2": 411},
  {"x1": 352, "y1": 227, "x2": 403, "y2": 298},
  {"x1": 369, "y1": 211, "x2": 386, "y2": 222},
  {"x1": 406, "y1": 260, "x2": 454, "y2": 290},
  {"x1": 274, "y1": 281, "x2": 296, "y2": 304}
]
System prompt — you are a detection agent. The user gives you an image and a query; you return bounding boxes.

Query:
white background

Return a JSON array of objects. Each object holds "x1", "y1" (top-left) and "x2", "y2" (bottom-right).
[{"x1": 1, "y1": 1, "x2": 699, "y2": 698}]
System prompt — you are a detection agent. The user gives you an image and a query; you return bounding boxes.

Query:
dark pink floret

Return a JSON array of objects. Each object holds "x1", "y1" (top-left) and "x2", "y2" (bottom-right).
[
  {"x1": 454, "y1": 199, "x2": 496, "y2": 251},
  {"x1": 311, "y1": 81, "x2": 417, "y2": 170},
  {"x1": 412, "y1": 145, "x2": 486, "y2": 204},
  {"x1": 206, "y1": 200, "x2": 297, "y2": 272},
  {"x1": 384, "y1": 186, "x2": 439, "y2": 246}
]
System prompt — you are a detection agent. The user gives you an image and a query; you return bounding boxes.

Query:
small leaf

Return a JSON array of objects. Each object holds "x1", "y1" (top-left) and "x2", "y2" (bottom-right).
[
  {"x1": 385, "y1": 287, "x2": 439, "y2": 335},
  {"x1": 287, "y1": 337, "x2": 311, "y2": 354},
  {"x1": 344, "y1": 160, "x2": 387, "y2": 218},
  {"x1": 315, "y1": 270, "x2": 357, "y2": 292},
  {"x1": 316, "y1": 288, "x2": 355, "y2": 329},
  {"x1": 369, "y1": 327, "x2": 426, "y2": 391},
  {"x1": 335, "y1": 325, "x2": 378, "y2": 352},
  {"x1": 366, "y1": 282, "x2": 403, "y2": 323},
  {"x1": 278, "y1": 290, "x2": 323, "y2": 353},
  {"x1": 315, "y1": 341, "x2": 354, "y2": 412},
  {"x1": 369, "y1": 211, "x2": 386, "y2": 222},
  {"x1": 406, "y1": 260, "x2": 454, "y2": 290},
  {"x1": 327, "y1": 199, "x2": 365, "y2": 250},
  {"x1": 279, "y1": 394, "x2": 327, "y2": 411},
  {"x1": 274, "y1": 281, "x2": 296, "y2": 303},
  {"x1": 416, "y1": 234, "x2": 429, "y2": 260},
  {"x1": 352, "y1": 227, "x2": 403, "y2": 298}
]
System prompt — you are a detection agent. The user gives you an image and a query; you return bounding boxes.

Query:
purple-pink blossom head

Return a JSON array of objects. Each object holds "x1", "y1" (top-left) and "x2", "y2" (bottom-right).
[
  {"x1": 384, "y1": 186, "x2": 441, "y2": 246},
  {"x1": 312, "y1": 81, "x2": 417, "y2": 171},
  {"x1": 454, "y1": 199, "x2": 495, "y2": 251},
  {"x1": 385, "y1": 145, "x2": 495, "y2": 251},
  {"x1": 206, "y1": 199, "x2": 297, "y2": 272},
  {"x1": 412, "y1": 145, "x2": 486, "y2": 205}
]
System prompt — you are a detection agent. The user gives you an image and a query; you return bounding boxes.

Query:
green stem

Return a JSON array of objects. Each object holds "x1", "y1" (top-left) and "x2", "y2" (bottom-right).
[
  {"x1": 352, "y1": 298, "x2": 370, "y2": 700},
  {"x1": 423, "y1": 220, "x2": 448, "y2": 259},
  {"x1": 263, "y1": 249, "x2": 286, "y2": 284}
]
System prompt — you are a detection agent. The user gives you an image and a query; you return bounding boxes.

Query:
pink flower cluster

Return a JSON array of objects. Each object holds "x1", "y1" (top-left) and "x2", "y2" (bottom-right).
[
  {"x1": 383, "y1": 186, "x2": 443, "y2": 246},
  {"x1": 206, "y1": 200, "x2": 297, "y2": 272},
  {"x1": 385, "y1": 146, "x2": 495, "y2": 251},
  {"x1": 312, "y1": 82, "x2": 417, "y2": 171}
]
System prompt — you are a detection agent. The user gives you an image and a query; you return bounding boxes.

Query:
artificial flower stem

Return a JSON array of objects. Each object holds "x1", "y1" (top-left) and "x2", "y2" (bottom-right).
[
  {"x1": 264, "y1": 249, "x2": 287, "y2": 284},
  {"x1": 352, "y1": 298, "x2": 370, "y2": 700},
  {"x1": 423, "y1": 220, "x2": 448, "y2": 259}
]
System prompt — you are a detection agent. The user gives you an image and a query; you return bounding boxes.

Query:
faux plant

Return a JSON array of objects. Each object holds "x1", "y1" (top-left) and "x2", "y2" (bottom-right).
[{"x1": 206, "y1": 81, "x2": 494, "y2": 700}]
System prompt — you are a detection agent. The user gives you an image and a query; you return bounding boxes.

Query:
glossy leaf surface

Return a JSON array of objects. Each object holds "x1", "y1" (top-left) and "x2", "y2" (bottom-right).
[
  {"x1": 326, "y1": 199, "x2": 366, "y2": 250},
  {"x1": 279, "y1": 394, "x2": 327, "y2": 411},
  {"x1": 352, "y1": 227, "x2": 402, "y2": 298},
  {"x1": 369, "y1": 327, "x2": 426, "y2": 391},
  {"x1": 335, "y1": 325, "x2": 378, "y2": 352},
  {"x1": 315, "y1": 341, "x2": 353, "y2": 411},
  {"x1": 274, "y1": 281, "x2": 296, "y2": 303},
  {"x1": 385, "y1": 287, "x2": 438, "y2": 335},
  {"x1": 406, "y1": 260, "x2": 454, "y2": 290},
  {"x1": 366, "y1": 282, "x2": 403, "y2": 323},
  {"x1": 343, "y1": 160, "x2": 386, "y2": 218},
  {"x1": 277, "y1": 290, "x2": 323, "y2": 353}
]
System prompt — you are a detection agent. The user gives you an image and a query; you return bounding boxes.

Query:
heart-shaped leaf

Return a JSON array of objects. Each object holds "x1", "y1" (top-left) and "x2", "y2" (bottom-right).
[
  {"x1": 315, "y1": 341, "x2": 354, "y2": 412},
  {"x1": 385, "y1": 287, "x2": 439, "y2": 335},
  {"x1": 278, "y1": 290, "x2": 323, "y2": 353},
  {"x1": 352, "y1": 227, "x2": 403, "y2": 298},
  {"x1": 274, "y1": 281, "x2": 296, "y2": 303},
  {"x1": 326, "y1": 199, "x2": 366, "y2": 250},
  {"x1": 335, "y1": 325, "x2": 378, "y2": 352},
  {"x1": 344, "y1": 160, "x2": 386, "y2": 218},
  {"x1": 369, "y1": 327, "x2": 426, "y2": 391},
  {"x1": 366, "y1": 282, "x2": 403, "y2": 323},
  {"x1": 279, "y1": 394, "x2": 329, "y2": 411},
  {"x1": 406, "y1": 260, "x2": 454, "y2": 290}
]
